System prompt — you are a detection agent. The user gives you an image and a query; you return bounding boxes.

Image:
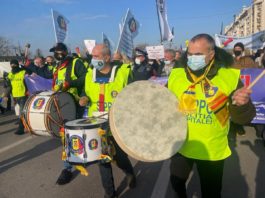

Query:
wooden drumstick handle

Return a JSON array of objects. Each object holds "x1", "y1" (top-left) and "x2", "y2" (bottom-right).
[
  {"x1": 232, "y1": 70, "x2": 265, "y2": 105},
  {"x1": 247, "y1": 69, "x2": 265, "y2": 89}
]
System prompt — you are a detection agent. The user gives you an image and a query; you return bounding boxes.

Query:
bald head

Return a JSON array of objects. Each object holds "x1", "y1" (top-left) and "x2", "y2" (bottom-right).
[
  {"x1": 34, "y1": 57, "x2": 44, "y2": 68},
  {"x1": 92, "y1": 44, "x2": 111, "y2": 57},
  {"x1": 91, "y1": 44, "x2": 111, "y2": 70}
]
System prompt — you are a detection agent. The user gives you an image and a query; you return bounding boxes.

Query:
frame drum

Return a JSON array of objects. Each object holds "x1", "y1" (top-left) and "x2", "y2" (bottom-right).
[{"x1": 109, "y1": 81, "x2": 187, "y2": 162}]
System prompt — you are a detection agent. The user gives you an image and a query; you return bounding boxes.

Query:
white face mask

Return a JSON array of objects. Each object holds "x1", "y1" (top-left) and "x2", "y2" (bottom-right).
[
  {"x1": 91, "y1": 58, "x2": 105, "y2": 70},
  {"x1": 187, "y1": 55, "x2": 206, "y2": 71},
  {"x1": 164, "y1": 60, "x2": 171, "y2": 65},
  {"x1": 135, "y1": 58, "x2": 141, "y2": 65},
  {"x1": 148, "y1": 61, "x2": 154, "y2": 65}
]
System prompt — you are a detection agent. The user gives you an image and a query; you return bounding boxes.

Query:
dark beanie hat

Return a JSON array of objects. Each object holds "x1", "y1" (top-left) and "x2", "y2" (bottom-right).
[
  {"x1": 49, "y1": 42, "x2": 68, "y2": 52},
  {"x1": 234, "y1": 42, "x2": 245, "y2": 51},
  {"x1": 10, "y1": 59, "x2": 19, "y2": 66}
]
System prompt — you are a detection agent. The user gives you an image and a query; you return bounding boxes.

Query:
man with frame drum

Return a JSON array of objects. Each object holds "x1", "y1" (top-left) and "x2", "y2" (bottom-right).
[
  {"x1": 49, "y1": 43, "x2": 88, "y2": 185},
  {"x1": 167, "y1": 34, "x2": 256, "y2": 198},
  {"x1": 79, "y1": 44, "x2": 136, "y2": 198}
]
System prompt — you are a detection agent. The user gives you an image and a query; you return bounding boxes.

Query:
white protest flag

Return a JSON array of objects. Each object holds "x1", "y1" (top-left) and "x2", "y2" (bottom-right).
[
  {"x1": 156, "y1": 0, "x2": 174, "y2": 42},
  {"x1": 102, "y1": 32, "x2": 115, "y2": 53},
  {"x1": 51, "y1": 9, "x2": 69, "y2": 43},
  {"x1": 116, "y1": 9, "x2": 140, "y2": 58},
  {"x1": 215, "y1": 31, "x2": 265, "y2": 50}
]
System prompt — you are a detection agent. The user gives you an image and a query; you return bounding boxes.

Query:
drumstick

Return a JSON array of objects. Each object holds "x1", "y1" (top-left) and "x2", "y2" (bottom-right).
[
  {"x1": 247, "y1": 69, "x2": 265, "y2": 89},
  {"x1": 232, "y1": 70, "x2": 265, "y2": 105},
  {"x1": 91, "y1": 113, "x2": 108, "y2": 119}
]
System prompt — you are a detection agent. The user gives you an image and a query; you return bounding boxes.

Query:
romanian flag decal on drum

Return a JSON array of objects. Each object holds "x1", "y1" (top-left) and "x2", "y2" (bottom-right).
[
  {"x1": 69, "y1": 135, "x2": 84, "y2": 155},
  {"x1": 33, "y1": 98, "x2": 46, "y2": 110}
]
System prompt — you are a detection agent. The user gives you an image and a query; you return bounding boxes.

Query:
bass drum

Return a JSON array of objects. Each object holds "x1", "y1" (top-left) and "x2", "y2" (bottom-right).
[
  {"x1": 109, "y1": 81, "x2": 187, "y2": 162},
  {"x1": 23, "y1": 91, "x2": 76, "y2": 137}
]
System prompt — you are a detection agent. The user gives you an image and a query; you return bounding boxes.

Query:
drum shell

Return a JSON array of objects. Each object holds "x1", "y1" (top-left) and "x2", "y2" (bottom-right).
[
  {"x1": 23, "y1": 91, "x2": 76, "y2": 137},
  {"x1": 64, "y1": 118, "x2": 107, "y2": 164}
]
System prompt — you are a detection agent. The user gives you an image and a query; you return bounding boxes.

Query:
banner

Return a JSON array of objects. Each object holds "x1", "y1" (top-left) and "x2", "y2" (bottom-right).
[
  {"x1": 241, "y1": 69, "x2": 265, "y2": 124},
  {"x1": 116, "y1": 9, "x2": 140, "y2": 58},
  {"x1": 25, "y1": 75, "x2": 52, "y2": 95},
  {"x1": 84, "y1": 40, "x2": 96, "y2": 54},
  {"x1": 149, "y1": 76, "x2": 168, "y2": 86},
  {"x1": 215, "y1": 31, "x2": 265, "y2": 50},
  {"x1": 102, "y1": 32, "x2": 114, "y2": 53},
  {"x1": 146, "y1": 45, "x2": 165, "y2": 59},
  {"x1": 156, "y1": 0, "x2": 174, "y2": 42},
  {"x1": 51, "y1": 9, "x2": 69, "y2": 43},
  {"x1": 0, "y1": 62, "x2": 11, "y2": 77}
]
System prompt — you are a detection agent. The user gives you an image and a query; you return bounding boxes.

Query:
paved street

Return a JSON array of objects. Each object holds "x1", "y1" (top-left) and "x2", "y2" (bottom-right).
[{"x1": 0, "y1": 80, "x2": 265, "y2": 198}]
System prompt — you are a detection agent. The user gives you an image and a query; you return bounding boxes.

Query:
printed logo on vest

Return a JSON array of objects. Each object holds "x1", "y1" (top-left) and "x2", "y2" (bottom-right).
[
  {"x1": 69, "y1": 135, "x2": 84, "y2": 155},
  {"x1": 204, "y1": 84, "x2": 218, "y2": 98},
  {"x1": 88, "y1": 139, "x2": 98, "y2": 150},
  {"x1": 33, "y1": 98, "x2": 45, "y2": 110},
  {"x1": 111, "y1": 90, "x2": 118, "y2": 98}
]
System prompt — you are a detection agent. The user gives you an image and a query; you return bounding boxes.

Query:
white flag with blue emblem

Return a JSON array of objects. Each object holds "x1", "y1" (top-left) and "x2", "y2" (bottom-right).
[
  {"x1": 116, "y1": 9, "x2": 140, "y2": 58},
  {"x1": 156, "y1": 0, "x2": 174, "y2": 42},
  {"x1": 51, "y1": 9, "x2": 69, "y2": 43},
  {"x1": 102, "y1": 32, "x2": 114, "y2": 53}
]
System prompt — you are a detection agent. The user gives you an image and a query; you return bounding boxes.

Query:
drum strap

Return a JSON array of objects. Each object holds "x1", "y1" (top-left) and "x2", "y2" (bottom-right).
[
  {"x1": 94, "y1": 66, "x2": 118, "y2": 112},
  {"x1": 99, "y1": 84, "x2": 105, "y2": 112}
]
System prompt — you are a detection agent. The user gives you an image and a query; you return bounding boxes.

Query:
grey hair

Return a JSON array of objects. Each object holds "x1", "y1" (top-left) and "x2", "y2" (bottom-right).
[
  {"x1": 165, "y1": 49, "x2": 176, "y2": 57},
  {"x1": 190, "y1": 34, "x2": 216, "y2": 51}
]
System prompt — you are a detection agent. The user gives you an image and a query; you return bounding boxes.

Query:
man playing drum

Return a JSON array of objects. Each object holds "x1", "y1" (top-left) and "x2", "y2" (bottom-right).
[
  {"x1": 49, "y1": 43, "x2": 88, "y2": 185},
  {"x1": 79, "y1": 44, "x2": 135, "y2": 198},
  {"x1": 168, "y1": 34, "x2": 256, "y2": 198}
]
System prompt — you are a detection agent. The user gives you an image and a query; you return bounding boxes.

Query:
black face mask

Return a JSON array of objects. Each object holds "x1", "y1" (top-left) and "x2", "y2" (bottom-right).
[
  {"x1": 234, "y1": 50, "x2": 242, "y2": 57},
  {"x1": 11, "y1": 66, "x2": 20, "y2": 73},
  {"x1": 112, "y1": 60, "x2": 122, "y2": 66},
  {"x1": 54, "y1": 52, "x2": 66, "y2": 61}
]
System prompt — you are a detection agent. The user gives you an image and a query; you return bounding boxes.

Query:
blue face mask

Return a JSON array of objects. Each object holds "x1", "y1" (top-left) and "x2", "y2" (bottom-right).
[
  {"x1": 187, "y1": 55, "x2": 206, "y2": 71},
  {"x1": 91, "y1": 59, "x2": 105, "y2": 70}
]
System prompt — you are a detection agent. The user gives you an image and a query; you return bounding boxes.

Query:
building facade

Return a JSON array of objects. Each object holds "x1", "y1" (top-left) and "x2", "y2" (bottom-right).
[{"x1": 224, "y1": 0, "x2": 265, "y2": 36}]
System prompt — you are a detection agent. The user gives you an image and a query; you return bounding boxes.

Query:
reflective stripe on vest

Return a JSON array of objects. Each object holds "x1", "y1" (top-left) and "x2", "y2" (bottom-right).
[
  {"x1": 168, "y1": 67, "x2": 240, "y2": 160},
  {"x1": 8, "y1": 70, "x2": 26, "y2": 97}
]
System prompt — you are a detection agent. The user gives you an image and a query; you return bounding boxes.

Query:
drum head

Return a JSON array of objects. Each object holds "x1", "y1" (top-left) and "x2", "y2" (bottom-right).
[
  {"x1": 65, "y1": 118, "x2": 107, "y2": 130},
  {"x1": 49, "y1": 92, "x2": 76, "y2": 136},
  {"x1": 109, "y1": 81, "x2": 187, "y2": 162}
]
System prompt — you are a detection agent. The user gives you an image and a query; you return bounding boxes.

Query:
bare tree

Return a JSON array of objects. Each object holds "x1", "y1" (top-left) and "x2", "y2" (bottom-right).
[
  {"x1": 0, "y1": 36, "x2": 13, "y2": 56},
  {"x1": 35, "y1": 48, "x2": 43, "y2": 58}
]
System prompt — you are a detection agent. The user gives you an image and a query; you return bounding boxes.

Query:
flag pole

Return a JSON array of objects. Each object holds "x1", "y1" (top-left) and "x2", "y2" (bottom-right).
[
  {"x1": 51, "y1": 9, "x2": 58, "y2": 43},
  {"x1": 156, "y1": 0, "x2": 163, "y2": 44},
  {"x1": 116, "y1": 8, "x2": 130, "y2": 53}
]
